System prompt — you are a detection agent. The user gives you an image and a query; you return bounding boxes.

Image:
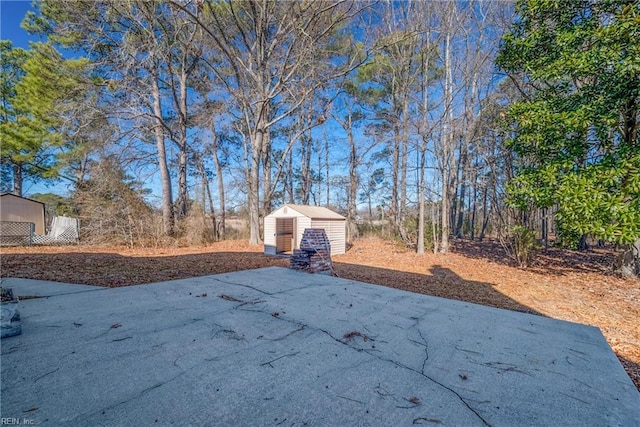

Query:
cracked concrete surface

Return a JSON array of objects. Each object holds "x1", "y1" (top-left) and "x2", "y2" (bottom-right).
[{"x1": 1, "y1": 267, "x2": 639, "y2": 426}]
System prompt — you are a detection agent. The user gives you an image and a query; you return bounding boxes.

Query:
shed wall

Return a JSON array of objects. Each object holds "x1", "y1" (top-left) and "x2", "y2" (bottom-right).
[
  {"x1": 311, "y1": 219, "x2": 346, "y2": 255},
  {"x1": 264, "y1": 205, "x2": 345, "y2": 255},
  {"x1": 264, "y1": 216, "x2": 277, "y2": 255},
  {"x1": 295, "y1": 217, "x2": 312, "y2": 251},
  {"x1": 0, "y1": 195, "x2": 45, "y2": 234},
  {"x1": 264, "y1": 206, "x2": 312, "y2": 254}
]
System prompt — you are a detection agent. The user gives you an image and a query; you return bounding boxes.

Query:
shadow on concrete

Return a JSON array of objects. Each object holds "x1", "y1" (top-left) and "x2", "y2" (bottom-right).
[
  {"x1": 333, "y1": 259, "x2": 639, "y2": 392},
  {"x1": 618, "y1": 354, "x2": 640, "y2": 390},
  {"x1": 451, "y1": 238, "x2": 618, "y2": 276}
]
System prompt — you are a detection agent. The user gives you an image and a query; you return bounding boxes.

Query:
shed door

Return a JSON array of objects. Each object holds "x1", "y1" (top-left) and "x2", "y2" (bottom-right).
[{"x1": 276, "y1": 218, "x2": 295, "y2": 254}]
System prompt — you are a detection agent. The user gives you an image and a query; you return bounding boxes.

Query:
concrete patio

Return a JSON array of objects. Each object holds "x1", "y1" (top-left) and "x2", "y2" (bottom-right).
[{"x1": 1, "y1": 267, "x2": 639, "y2": 426}]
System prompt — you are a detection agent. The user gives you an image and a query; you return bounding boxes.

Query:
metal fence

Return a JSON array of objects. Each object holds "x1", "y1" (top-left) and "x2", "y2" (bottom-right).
[{"x1": 0, "y1": 221, "x2": 35, "y2": 246}]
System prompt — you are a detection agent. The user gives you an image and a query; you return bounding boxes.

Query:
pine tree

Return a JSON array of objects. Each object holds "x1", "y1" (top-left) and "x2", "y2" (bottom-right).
[{"x1": 0, "y1": 41, "x2": 88, "y2": 195}]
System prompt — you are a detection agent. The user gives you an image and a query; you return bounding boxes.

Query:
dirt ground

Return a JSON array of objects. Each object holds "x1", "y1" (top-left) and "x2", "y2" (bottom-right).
[{"x1": 1, "y1": 237, "x2": 638, "y2": 390}]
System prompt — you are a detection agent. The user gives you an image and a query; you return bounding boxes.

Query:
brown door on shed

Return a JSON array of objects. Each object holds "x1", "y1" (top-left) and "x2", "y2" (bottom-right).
[{"x1": 276, "y1": 218, "x2": 295, "y2": 254}]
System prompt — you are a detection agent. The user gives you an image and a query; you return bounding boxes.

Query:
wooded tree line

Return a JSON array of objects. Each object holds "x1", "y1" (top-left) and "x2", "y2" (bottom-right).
[{"x1": 1, "y1": 0, "x2": 638, "y2": 274}]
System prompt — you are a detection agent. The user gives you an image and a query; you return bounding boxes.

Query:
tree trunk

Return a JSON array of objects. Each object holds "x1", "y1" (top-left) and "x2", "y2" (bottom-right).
[
  {"x1": 301, "y1": 135, "x2": 311, "y2": 204},
  {"x1": 455, "y1": 143, "x2": 468, "y2": 237},
  {"x1": 441, "y1": 174, "x2": 450, "y2": 253},
  {"x1": 470, "y1": 176, "x2": 477, "y2": 240},
  {"x1": 300, "y1": 109, "x2": 313, "y2": 205},
  {"x1": 325, "y1": 134, "x2": 330, "y2": 206},
  {"x1": 439, "y1": 16, "x2": 454, "y2": 254},
  {"x1": 211, "y1": 123, "x2": 225, "y2": 240},
  {"x1": 417, "y1": 147, "x2": 426, "y2": 254},
  {"x1": 400, "y1": 94, "x2": 409, "y2": 227},
  {"x1": 12, "y1": 164, "x2": 22, "y2": 197},
  {"x1": 247, "y1": 95, "x2": 269, "y2": 244},
  {"x1": 75, "y1": 152, "x2": 90, "y2": 186},
  {"x1": 152, "y1": 76, "x2": 174, "y2": 236},
  {"x1": 614, "y1": 238, "x2": 640, "y2": 277},
  {"x1": 286, "y1": 149, "x2": 294, "y2": 204},
  {"x1": 347, "y1": 121, "x2": 359, "y2": 243},
  {"x1": 176, "y1": 71, "x2": 189, "y2": 220},
  {"x1": 248, "y1": 132, "x2": 263, "y2": 244},
  {"x1": 262, "y1": 128, "x2": 272, "y2": 214},
  {"x1": 431, "y1": 192, "x2": 439, "y2": 254},
  {"x1": 316, "y1": 144, "x2": 323, "y2": 205},
  {"x1": 177, "y1": 148, "x2": 188, "y2": 219},
  {"x1": 417, "y1": 40, "x2": 430, "y2": 255},
  {"x1": 479, "y1": 167, "x2": 492, "y2": 241},
  {"x1": 196, "y1": 152, "x2": 216, "y2": 240},
  {"x1": 578, "y1": 234, "x2": 589, "y2": 251},
  {"x1": 541, "y1": 207, "x2": 548, "y2": 249},
  {"x1": 391, "y1": 120, "x2": 400, "y2": 228}
]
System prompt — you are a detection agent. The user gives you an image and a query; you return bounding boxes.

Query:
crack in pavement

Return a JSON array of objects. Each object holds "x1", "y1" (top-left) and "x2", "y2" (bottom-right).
[
  {"x1": 211, "y1": 277, "x2": 326, "y2": 297},
  {"x1": 473, "y1": 361, "x2": 533, "y2": 377},
  {"x1": 257, "y1": 325, "x2": 307, "y2": 342},
  {"x1": 410, "y1": 315, "x2": 430, "y2": 376},
  {"x1": 261, "y1": 351, "x2": 301, "y2": 368},
  {"x1": 34, "y1": 367, "x2": 60, "y2": 383},
  {"x1": 211, "y1": 277, "x2": 273, "y2": 295},
  {"x1": 83, "y1": 289, "x2": 490, "y2": 425},
  {"x1": 317, "y1": 327, "x2": 491, "y2": 426},
  {"x1": 82, "y1": 371, "x2": 185, "y2": 421}
]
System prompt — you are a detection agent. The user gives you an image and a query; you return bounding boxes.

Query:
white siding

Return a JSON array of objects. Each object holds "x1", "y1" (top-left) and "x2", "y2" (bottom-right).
[
  {"x1": 296, "y1": 217, "x2": 312, "y2": 250},
  {"x1": 311, "y1": 219, "x2": 346, "y2": 255},
  {"x1": 330, "y1": 220, "x2": 346, "y2": 255},
  {"x1": 263, "y1": 216, "x2": 276, "y2": 255},
  {"x1": 264, "y1": 205, "x2": 345, "y2": 255},
  {"x1": 264, "y1": 206, "x2": 308, "y2": 254}
]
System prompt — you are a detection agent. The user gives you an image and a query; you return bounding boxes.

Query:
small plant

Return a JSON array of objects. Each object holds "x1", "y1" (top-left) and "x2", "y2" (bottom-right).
[
  {"x1": 401, "y1": 217, "x2": 436, "y2": 253},
  {"x1": 501, "y1": 225, "x2": 539, "y2": 268}
]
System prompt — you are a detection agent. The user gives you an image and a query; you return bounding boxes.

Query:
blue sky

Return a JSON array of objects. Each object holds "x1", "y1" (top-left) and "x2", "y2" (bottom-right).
[
  {"x1": 0, "y1": 1, "x2": 476, "y2": 208},
  {"x1": 1, "y1": 1, "x2": 37, "y2": 48},
  {"x1": 0, "y1": 0, "x2": 358, "y2": 204}
]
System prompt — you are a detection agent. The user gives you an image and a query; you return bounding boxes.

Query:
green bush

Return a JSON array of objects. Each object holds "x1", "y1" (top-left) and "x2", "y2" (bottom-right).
[
  {"x1": 503, "y1": 225, "x2": 539, "y2": 268},
  {"x1": 401, "y1": 217, "x2": 436, "y2": 252}
]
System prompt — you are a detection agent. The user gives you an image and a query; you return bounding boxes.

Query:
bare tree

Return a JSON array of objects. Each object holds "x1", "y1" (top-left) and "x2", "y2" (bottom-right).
[
  {"x1": 173, "y1": 0, "x2": 368, "y2": 244},
  {"x1": 162, "y1": 4, "x2": 203, "y2": 220},
  {"x1": 334, "y1": 95, "x2": 376, "y2": 243},
  {"x1": 435, "y1": 1, "x2": 457, "y2": 253},
  {"x1": 210, "y1": 121, "x2": 226, "y2": 240},
  {"x1": 32, "y1": 0, "x2": 183, "y2": 235},
  {"x1": 412, "y1": 1, "x2": 439, "y2": 254}
]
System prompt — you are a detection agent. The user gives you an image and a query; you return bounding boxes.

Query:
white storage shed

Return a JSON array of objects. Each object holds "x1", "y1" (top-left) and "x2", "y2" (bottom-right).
[{"x1": 264, "y1": 205, "x2": 346, "y2": 255}]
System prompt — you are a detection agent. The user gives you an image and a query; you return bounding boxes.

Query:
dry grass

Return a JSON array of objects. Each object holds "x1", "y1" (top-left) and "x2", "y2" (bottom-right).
[{"x1": 1, "y1": 237, "x2": 638, "y2": 390}]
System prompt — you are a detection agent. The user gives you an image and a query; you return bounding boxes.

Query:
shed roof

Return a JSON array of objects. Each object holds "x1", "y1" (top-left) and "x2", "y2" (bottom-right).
[
  {"x1": 273, "y1": 204, "x2": 345, "y2": 220},
  {"x1": 0, "y1": 193, "x2": 45, "y2": 206}
]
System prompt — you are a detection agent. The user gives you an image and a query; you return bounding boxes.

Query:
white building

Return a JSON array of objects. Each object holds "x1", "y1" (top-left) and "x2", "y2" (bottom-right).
[{"x1": 263, "y1": 205, "x2": 346, "y2": 255}]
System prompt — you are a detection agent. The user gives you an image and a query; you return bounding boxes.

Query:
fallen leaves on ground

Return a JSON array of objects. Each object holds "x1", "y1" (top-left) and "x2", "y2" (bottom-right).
[{"x1": 1, "y1": 237, "x2": 638, "y2": 390}]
